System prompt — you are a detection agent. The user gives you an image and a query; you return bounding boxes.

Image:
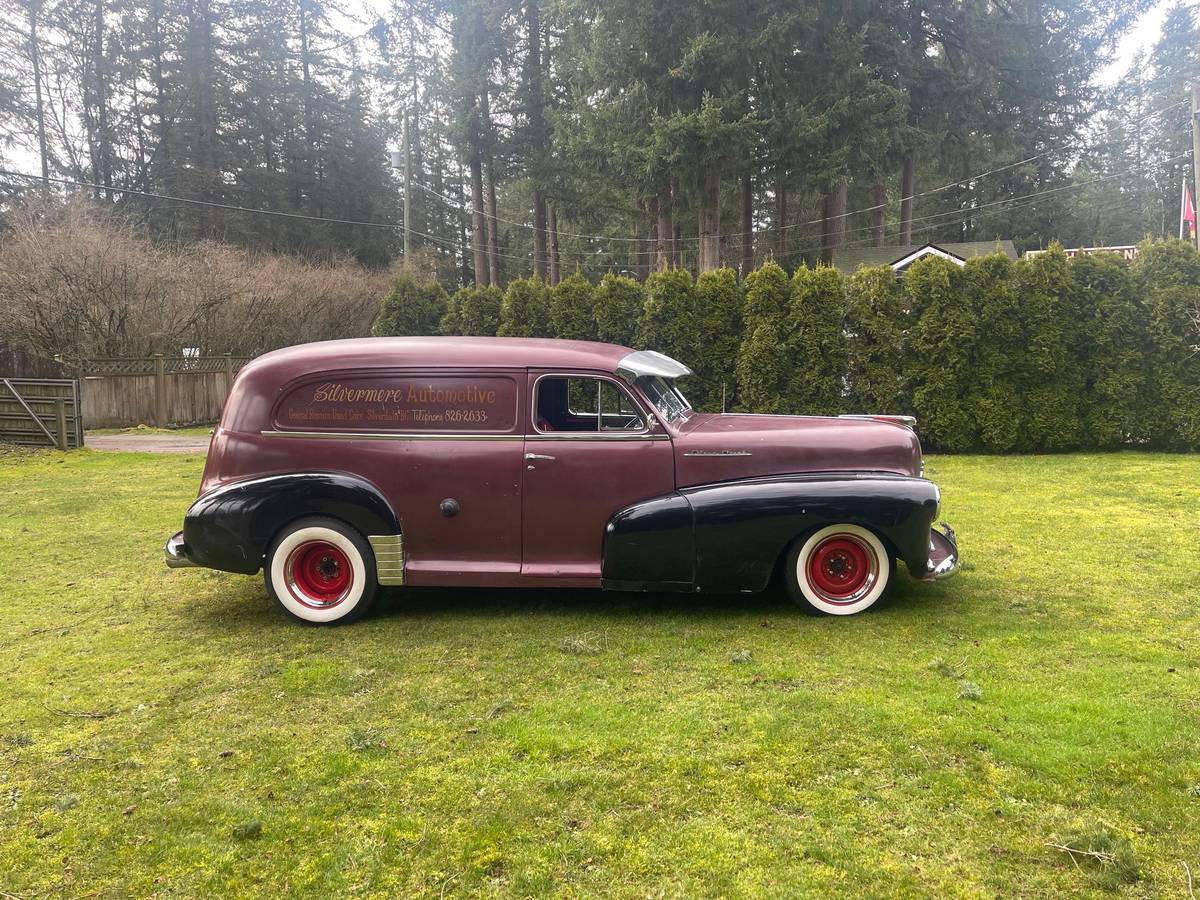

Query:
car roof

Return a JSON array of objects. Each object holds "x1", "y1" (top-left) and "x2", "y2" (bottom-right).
[{"x1": 246, "y1": 336, "x2": 640, "y2": 377}]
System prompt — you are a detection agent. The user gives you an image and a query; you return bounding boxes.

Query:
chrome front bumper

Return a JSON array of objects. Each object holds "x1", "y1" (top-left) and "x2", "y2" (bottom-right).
[
  {"x1": 923, "y1": 522, "x2": 960, "y2": 581},
  {"x1": 164, "y1": 530, "x2": 198, "y2": 569}
]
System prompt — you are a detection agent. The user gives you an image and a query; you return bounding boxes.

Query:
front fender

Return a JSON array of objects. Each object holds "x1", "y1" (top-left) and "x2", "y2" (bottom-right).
[
  {"x1": 684, "y1": 473, "x2": 940, "y2": 593},
  {"x1": 183, "y1": 472, "x2": 401, "y2": 574}
]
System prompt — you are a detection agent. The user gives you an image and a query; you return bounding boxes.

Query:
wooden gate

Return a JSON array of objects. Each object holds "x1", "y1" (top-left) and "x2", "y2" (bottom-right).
[{"x1": 0, "y1": 378, "x2": 84, "y2": 449}]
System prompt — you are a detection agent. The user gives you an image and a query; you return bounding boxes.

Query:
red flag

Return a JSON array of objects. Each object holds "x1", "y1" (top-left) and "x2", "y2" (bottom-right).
[{"x1": 1184, "y1": 185, "x2": 1197, "y2": 241}]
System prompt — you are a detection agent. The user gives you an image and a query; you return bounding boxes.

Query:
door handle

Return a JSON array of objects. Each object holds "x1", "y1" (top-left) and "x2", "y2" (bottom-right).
[{"x1": 524, "y1": 453, "x2": 555, "y2": 461}]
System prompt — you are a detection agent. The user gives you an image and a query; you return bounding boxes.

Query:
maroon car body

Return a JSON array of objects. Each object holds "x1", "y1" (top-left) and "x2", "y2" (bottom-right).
[{"x1": 166, "y1": 337, "x2": 958, "y2": 623}]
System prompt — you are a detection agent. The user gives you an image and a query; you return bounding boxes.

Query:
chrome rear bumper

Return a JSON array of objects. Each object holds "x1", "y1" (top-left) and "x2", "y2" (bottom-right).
[
  {"x1": 164, "y1": 530, "x2": 198, "y2": 569},
  {"x1": 923, "y1": 522, "x2": 960, "y2": 581}
]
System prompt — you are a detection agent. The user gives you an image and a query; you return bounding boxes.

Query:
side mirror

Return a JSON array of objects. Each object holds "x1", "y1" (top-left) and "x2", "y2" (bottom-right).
[{"x1": 646, "y1": 413, "x2": 660, "y2": 431}]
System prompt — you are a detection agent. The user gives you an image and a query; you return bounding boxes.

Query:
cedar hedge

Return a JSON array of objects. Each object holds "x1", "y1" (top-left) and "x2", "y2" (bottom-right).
[{"x1": 373, "y1": 238, "x2": 1200, "y2": 451}]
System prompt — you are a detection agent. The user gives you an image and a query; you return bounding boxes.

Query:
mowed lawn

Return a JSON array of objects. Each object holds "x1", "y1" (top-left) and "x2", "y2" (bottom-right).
[{"x1": 1, "y1": 449, "x2": 1197, "y2": 897}]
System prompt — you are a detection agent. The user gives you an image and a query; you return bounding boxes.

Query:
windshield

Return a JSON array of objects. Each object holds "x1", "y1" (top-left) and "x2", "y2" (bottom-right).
[{"x1": 636, "y1": 376, "x2": 691, "y2": 424}]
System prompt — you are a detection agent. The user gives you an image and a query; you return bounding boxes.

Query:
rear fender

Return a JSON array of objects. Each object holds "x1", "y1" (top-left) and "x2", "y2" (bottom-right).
[{"x1": 183, "y1": 472, "x2": 401, "y2": 574}]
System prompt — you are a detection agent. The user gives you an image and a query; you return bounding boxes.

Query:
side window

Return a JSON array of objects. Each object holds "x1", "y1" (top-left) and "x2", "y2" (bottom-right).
[{"x1": 535, "y1": 376, "x2": 645, "y2": 433}]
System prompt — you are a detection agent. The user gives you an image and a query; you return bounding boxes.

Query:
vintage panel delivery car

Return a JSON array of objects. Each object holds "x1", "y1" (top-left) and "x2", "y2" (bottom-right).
[{"x1": 165, "y1": 337, "x2": 959, "y2": 624}]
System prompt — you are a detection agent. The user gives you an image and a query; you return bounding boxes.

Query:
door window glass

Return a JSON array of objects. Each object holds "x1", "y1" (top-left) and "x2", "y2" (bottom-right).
[{"x1": 535, "y1": 377, "x2": 645, "y2": 433}]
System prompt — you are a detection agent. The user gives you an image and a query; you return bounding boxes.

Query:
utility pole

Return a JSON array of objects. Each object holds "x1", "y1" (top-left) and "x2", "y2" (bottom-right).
[
  {"x1": 403, "y1": 112, "x2": 413, "y2": 266},
  {"x1": 1191, "y1": 83, "x2": 1200, "y2": 250},
  {"x1": 389, "y1": 111, "x2": 413, "y2": 269}
]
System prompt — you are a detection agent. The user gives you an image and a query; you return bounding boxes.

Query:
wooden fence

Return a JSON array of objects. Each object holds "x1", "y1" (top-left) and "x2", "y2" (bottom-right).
[
  {"x1": 0, "y1": 350, "x2": 253, "y2": 431},
  {"x1": 79, "y1": 355, "x2": 252, "y2": 428},
  {"x1": 0, "y1": 378, "x2": 84, "y2": 448}
]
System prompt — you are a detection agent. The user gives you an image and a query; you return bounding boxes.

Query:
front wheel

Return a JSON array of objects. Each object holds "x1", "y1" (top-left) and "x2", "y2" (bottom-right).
[
  {"x1": 264, "y1": 517, "x2": 378, "y2": 625},
  {"x1": 786, "y1": 524, "x2": 891, "y2": 616}
]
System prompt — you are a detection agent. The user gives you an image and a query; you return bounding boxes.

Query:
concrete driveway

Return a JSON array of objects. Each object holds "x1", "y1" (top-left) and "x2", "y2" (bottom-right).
[{"x1": 85, "y1": 433, "x2": 211, "y2": 454}]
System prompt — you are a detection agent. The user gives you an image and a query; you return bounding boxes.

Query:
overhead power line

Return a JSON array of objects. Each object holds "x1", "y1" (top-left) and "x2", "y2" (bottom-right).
[
  {"x1": 3, "y1": 146, "x2": 1189, "y2": 269},
  {"x1": 409, "y1": 98, "x2": 1192, "y2": 248}
]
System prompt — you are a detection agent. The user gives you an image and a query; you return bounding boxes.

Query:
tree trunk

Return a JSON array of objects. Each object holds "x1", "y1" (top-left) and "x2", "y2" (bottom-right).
[
  {"x1": 820, "y1": 183, "x2": 849, "y2": 264},
  {"x1": 298, "y1": 0, "x2": 319, "y2": 214},
  {"x1": 655, "y1": 182, "x2": 672, "y2": 271},
  {"x1": 533, "y1": 188, "x2": 548, "y2": 278},
  {"x1": 900, "y1": 157, "x2": 915, "y2": 245},
  {"x1": 698, "y1": 165, "x2": 721, "y2": 273},
  {"x1": 740, "y1": 171, "x2": 754, "y2": 276},
  {"x1": 485, "y1": 163, "x2": 500, "y2": 286},
  {"x1": 900, "y1": 1, "x2": 924, "y2": 246},
  {"x1": 527, "y1": 0, "x2": 548, "y2": 279},
  {"x1": 469, "y1": 152, "x2": 487, "y2": 288},
  {"x1": 648, "y1": 220, "x2": 657, "y2": 280},
  {"x1": 29, "y1": 2, "x2": 49, "y2": 184},
  {"x1": 93, "y1": 0, "x2": 112, "y2": 192},
  {"x1": 832, "y1": 180, "x2": 848, "y2": 249},
  {"x1": 457, "y1": 160, "x2": 471, "y2": 285},
  {"x1": 671, "y1": 178, "x2": 682, "y2": 267},
  {"x1": 635, "y1": 199, "x2": 650, "y2": 281},
  {"x1": 871, "y1": 181, "x2": 887, "y2": 246},
  {"x1": 820, "y1": 193, "x2": 833, "y2": 263},
  {"x1": 149, "y1": 0, "x2": 173, "y2": 233},
  {"x1": 187, "y1": 0, "x2": 218, "y2": 233},
  {"x1": 480, "y1": 85, "x2": 499, "y2": 286},
  {"x1": 548, "y1": 202, "x2": 561, "y2": 285},
  {"x1": 775, "y1": 171, "x2": 788, "y2": 262}
]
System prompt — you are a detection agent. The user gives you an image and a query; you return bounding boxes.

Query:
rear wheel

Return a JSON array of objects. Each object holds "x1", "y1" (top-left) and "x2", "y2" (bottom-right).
[
  {"x1": 264, "y1": 517, "x2": 377, "y2": 625},
  {"x1": 786, "y1": 524, "x2": 891, "y2": 616}
]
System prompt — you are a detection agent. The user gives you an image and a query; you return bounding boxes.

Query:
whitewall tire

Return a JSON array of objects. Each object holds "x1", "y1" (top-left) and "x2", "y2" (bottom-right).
[
  {"x1": 264, "y1": 517, "x2": 378, "y2": 625},
  {"x1": 786, "y1": 524, "x2": 891, "y2": 616}
]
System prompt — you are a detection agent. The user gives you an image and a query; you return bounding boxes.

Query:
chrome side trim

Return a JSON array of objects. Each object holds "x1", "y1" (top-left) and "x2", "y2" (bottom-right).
[
  {"x1": 615, "y1": 350, "x2": 693, "y2": 382},
  {"x1": 839, "y1": 414, "x2": 917, "y2": 430},
  {"x1": 368, "y1": 534, "x2": 405, "y2": 586},
  {"x1": 164, "y1": 531, "x2": 197, "y2": 569},
  {"x1": 525, "y1": 432, "x2": 669, "y2": 442},
  {"x1": 261, "y1": 429, "x2": 669, "y2": 443},
  {"x1": 683, "y1": 450, "x2": 753, "y2": 457},
  {"x1": 262, "y1": 430, "x2": 523, "y2": 442}
]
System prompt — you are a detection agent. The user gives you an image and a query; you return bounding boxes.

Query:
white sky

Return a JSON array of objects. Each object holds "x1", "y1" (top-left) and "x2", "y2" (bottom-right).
[
  {"x1": 2, "y1": 3, "x2": 1183, "y2": 179},
  {"x1": 1097, "y1": 0, "x2": 1185, "y2": 84}
]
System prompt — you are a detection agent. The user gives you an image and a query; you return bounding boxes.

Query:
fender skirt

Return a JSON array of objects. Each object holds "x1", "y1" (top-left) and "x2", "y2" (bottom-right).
[
  {"x1": 182, "y1": 472, "x2": 401, "y2": 575},
  {"x1": 602, "y1": 473, "x2": 940, "y2": 594}
]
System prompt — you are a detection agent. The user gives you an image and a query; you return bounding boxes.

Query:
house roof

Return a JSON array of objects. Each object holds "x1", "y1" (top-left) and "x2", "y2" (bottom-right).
[{"x1": 829, "y1": 240, "x2": 1018, "y2": 272}]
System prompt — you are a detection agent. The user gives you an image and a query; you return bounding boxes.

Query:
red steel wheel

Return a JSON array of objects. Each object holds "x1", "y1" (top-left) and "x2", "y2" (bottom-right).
[
  {"x1": 786, "y1": 524, "x2": 892, "y2": 616},
  {"x1": 285, "y1": 540, "x2": 354, "y2": 608},
  {"x1": 264, "y1": 517, "x2": 378, "y2": 625}
]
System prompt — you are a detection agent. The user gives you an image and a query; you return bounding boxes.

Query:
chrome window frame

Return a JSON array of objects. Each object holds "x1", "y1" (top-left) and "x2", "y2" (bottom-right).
[{"x1": 530, "y1": 372, "x2": 657, "y2": 440}]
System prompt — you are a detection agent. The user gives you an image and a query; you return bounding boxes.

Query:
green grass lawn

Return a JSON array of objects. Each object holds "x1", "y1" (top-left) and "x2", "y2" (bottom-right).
[{"x1": 1, "y1": 449, "x2": 1197, "y2": 897}]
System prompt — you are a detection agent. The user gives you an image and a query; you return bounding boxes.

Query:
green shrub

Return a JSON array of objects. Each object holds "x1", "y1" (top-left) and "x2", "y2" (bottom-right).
[
  {"x1": 458, "y1": 285, "x2": 503, "y2": 336},
  {"x1": 785, "y1": 265, "x2": 849, "y2": 414},
  {"x1": 845, "y1": 266, "x2": 906, "y2": 415},
  {"x1": 963, "y1": 254, "x2": 1022, "y2": 452},
  {"x1": 1131, "y1": 238, "x2": 1200, "y2": 450},
  {"x1": 498, "y1": 277, "x2": 551, "y2": 337},
  {"x1": 691, "y1": 268, "x2": 743, "y2": 411},
  {"x1": 440, "y1": 288, "x2": 463, "y2": 335},
  {"x1": 1070, "y1": 253, "x2": 1145, "y2": 449},
  {"x1": 636, "y1": 267, "x2": 696, "y2": 372},
  {"x1": 593, "y1": 273, "x2": 644, "y2": 346},
  {"x1": 371, "y1": 273, "x2": 448, "y2": 336},
  {"x1": 549, "y1": 273, "x2": 597, "y2": 340},
  {"x1": 735, "y1": 261, "x2": 791, "y2": 413},
  {"x1": 904, "y1": 256, "x2": 977, "y2": 451},
  {"x1": 1013, "y1": 246, "x2": 1084, "y2": 451}
]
